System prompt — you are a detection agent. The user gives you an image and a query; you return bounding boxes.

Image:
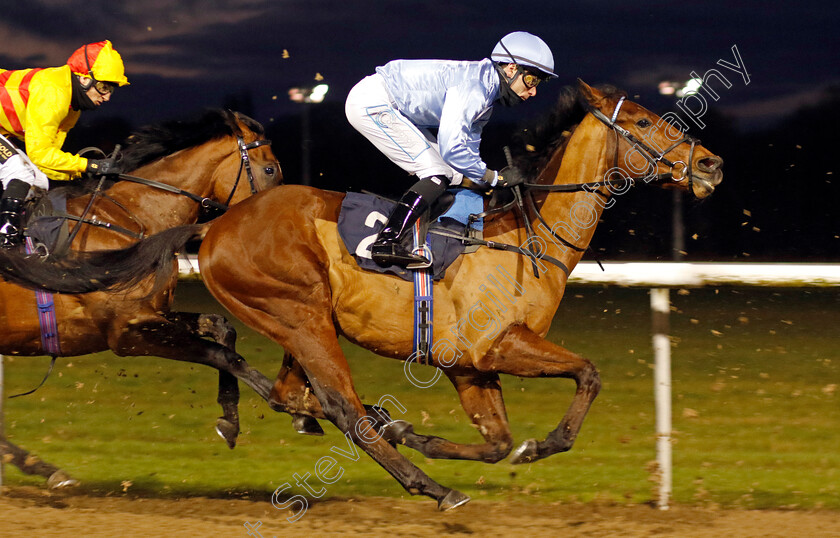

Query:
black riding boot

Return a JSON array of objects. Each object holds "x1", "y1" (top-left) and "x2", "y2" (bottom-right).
[
  {"x1": 0, "y1": 178, "x2": 30, "y2": 248},
  {"x1": 371, "y1": 175, "x2": 448, "y2": 268}
]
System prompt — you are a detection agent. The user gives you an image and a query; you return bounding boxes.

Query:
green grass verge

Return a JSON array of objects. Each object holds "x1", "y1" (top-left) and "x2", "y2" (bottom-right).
[{"x1": 2, "y1": 283, "x2": 837, "y2": 509}]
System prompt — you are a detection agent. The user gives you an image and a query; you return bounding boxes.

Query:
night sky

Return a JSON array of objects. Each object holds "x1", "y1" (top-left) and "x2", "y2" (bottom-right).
[
  {"x1": 2, "y1": 0, "x2": 837, "y2": 131},
  {"x1": 3, "y1": 1, "x2": 838, "y2": 260}
]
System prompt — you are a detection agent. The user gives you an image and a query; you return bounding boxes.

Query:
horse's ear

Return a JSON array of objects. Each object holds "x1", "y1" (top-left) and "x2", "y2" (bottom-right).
[
  {"x1": 224, "y1": 109, "x2": 244, "y2": 137},
  {"x1": 577, "y1": 79, "x2": 603, "y2": 105}
]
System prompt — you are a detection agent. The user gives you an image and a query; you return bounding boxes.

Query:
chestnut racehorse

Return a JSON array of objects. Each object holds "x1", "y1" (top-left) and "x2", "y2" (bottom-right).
[
  {"x1": 1, "y1": 82, "x2": 723, "y2": 507},
  {"x1": 0, "y1": 110, "x2": 281, "y2": 483},
  {"x1": 196, "y1": 81, "x2": 723, "y2": 508}
]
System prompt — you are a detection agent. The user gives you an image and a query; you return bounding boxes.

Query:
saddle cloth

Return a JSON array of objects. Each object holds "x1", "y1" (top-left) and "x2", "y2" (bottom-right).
[{"x1": 337, "y1": 189, "x2": 484, "y2": 282}]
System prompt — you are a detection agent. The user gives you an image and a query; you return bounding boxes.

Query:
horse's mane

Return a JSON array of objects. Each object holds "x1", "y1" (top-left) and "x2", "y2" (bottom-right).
[
  {"x1": 513, "y1": 84, "x2": 626, "y2": 177},
  {"x1": 118, "y1": 108, "x2": 265, "y2": 172}
]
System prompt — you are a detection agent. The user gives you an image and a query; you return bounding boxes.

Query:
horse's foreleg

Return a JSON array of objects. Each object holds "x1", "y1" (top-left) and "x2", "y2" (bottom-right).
[
  {"x1": 477, "y1": 325, "x2": 601, "y2": 464},
  {"x1": 163, "y1": 312, "x2": 242, "y2": 447},
  {"x1": 269, "y1": 352, "x2": 324, "y2": 435},
  {"x1": 0, "y1": 435, "x2": 78, "y2": 488},
  {"x1": 384, "y1": 371, "x2": 514, "y2": 463},
  {"x1": 108, "y1": 316, "x2": 274, "y2": 445}
]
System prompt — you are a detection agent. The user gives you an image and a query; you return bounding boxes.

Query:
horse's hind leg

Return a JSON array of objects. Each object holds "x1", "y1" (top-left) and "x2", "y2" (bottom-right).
[
  {"x1": 385, "y1": 371, "x2": 515, "y2": 463},
  {"x1": 0, "y1": 435, "x2": 79, "y2": 488},
  {"x1": 476, "y1": 325, "x2": 601, "y2": 464}
]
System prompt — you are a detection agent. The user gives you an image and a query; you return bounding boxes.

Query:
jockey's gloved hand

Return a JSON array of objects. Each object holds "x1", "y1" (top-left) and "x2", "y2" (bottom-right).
[
  {"x1": 495, "y1": 166, "x2": 525, "y2": 188},
  {"x1": 86, "y1": 158, "x2": 120, "y2": 176}
]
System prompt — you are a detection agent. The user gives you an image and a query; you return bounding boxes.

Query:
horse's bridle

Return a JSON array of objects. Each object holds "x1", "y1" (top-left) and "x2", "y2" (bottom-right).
[
  {"x1": 522, "y1": 97, "x2": 701, "y2": 197},
  {"x1": 221, "y1": 136, "x2": 273, "y2": 207},
  {"x1": 118, "y1": 134, "x2": 272, "y2": 214},
  {"x1": 72, "y1": 133, "x2": 273, "y2": 241},
  {"x1": 463, "y1": 97, "x2": 702, "y2": 272},
  {"x1": 585, "y1": 96, "x2": 700, "y2": 195}
]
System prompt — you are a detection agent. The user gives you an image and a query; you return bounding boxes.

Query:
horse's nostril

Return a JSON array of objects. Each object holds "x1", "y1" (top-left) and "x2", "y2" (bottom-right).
[{"x1": 698, "y1": 156, "x2": 723, "y2": 171}]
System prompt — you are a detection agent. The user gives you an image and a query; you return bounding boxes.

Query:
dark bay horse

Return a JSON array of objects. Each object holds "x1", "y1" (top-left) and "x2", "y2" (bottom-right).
[
  {"x1": 1, "y1": 82, "x2": 724, "y2": 507},
  {"x1": 0, "y1": 109, "x2": 281, "y2": 483}
]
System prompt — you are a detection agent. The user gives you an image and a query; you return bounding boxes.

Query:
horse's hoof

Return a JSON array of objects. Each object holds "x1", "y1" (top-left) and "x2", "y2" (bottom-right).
[
  {"x1": 267, "y1": 397, "x2": 284, "y2": 412},
  {"x1": 381, "y1": 420, "x2": 413, "y2": 445},
  {"x1": 47, "y1": 470, "x2": 79, "y2": 489},
  {"x1": 292, "y1": 414, "x2": 324, "y2": 436},
  {"x1": 438, "y1": 489, "x2": 470, "y2": 511},
  {"x1": 215, "y1": 418, "x2": 239, "y2": 449},
  {"x1": 509, "y1": 438, "x2": 539, "y2": 464}
]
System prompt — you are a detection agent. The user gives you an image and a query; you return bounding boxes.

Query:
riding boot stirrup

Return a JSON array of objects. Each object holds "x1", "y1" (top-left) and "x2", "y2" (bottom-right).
[{"x1": 371, "y1": 191, "x2": 430, "y2": 268}]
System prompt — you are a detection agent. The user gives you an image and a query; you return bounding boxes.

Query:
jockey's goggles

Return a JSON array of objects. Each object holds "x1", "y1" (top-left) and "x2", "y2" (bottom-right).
[
  {"x1": 91, "y1": 79, "x2": 117, "y2": 95},
  {"x1": 518, "y1": 68, "x2": 543, "y2": 89}
]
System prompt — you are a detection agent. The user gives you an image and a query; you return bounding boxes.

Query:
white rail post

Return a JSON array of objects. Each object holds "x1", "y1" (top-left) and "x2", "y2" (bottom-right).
[{"x1": 650, "y1": 289, "x2": 672, "y2": 510}]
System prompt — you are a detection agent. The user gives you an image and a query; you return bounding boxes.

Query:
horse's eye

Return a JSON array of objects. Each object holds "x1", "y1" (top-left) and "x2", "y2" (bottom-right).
[
  {"x1": 264, "y1": 166, "x2": 276, "y2": 176},
  {"x1": 636, "y1": 118, "x2": 652, "y2": 128}
]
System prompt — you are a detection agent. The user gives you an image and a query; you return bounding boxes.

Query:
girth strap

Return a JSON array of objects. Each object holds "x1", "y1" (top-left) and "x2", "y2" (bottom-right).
[
  {"x1": 25, "y1": 236, "x2": 62, "y2": 356},
  {"x1": 411, "y1": 221, "x2": 434, "y2": 365}
]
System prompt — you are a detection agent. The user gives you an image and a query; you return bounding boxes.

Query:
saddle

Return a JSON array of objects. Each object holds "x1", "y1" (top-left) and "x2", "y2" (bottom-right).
[
  {"x1": 21, "y1": 181, "x2": 140, "y2": 257},
  {"x1": 337, "y1": 188, "x2": 485, "y2": 282},
  {"x1": 21, "y1": 188, "x2": 71, "y2": 256},
  {"x1": 337, "y1": 186, "x2": 574, "y2": 364}
]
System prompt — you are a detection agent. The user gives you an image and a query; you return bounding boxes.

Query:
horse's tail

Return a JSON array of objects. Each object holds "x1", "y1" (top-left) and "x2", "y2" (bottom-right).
[{"x1": 0, "y1": 224, "x2": 208, "y2": 294}]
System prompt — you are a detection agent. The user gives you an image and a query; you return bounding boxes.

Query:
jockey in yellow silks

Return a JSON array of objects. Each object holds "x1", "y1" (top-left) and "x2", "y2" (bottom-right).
[
  {"x1": 0, "y1": 40, "x2": 129, "y2": 181},
  {"x1": 0, "y1": 40, "x2": 129, "y2": 246}
]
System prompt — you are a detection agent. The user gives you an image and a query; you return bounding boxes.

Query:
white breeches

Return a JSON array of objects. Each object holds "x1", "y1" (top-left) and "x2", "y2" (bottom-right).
[
  {"x1": 345, "y1": 74, "x2": 463, "y2": 185},
  {"x1": 0, "y1": 134, "x2": 49, "y2": 193}
]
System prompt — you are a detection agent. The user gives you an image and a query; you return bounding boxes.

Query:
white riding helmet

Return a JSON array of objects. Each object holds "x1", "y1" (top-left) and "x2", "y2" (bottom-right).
[{"x1": 491, "y1": 31, "x2": 557, "y2": 79}]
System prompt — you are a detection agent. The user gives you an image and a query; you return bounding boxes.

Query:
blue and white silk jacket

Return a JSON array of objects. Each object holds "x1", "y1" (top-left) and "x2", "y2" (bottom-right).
[{"x1": 375, "y1": 58, "x2": 500, "y2": 184}]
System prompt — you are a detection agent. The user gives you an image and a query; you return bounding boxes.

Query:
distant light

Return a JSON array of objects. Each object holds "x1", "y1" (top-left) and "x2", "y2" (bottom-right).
[
  {"x1": 679, "y1": 77, "x2": 703, "y2": 97},
  {"x1": 658, "y1": 81, "x2": 677, "y2": 96},
  {"x1": 288, "y1": 84, "x2": 330, "y2": 104},
  {"x1": 309, "y1": 84, "x2": 329, "y2": 103},
  {"x1": 288, "y1": 88, "x2": 306, "y2": 103},
  {"x1": 659, "y1": 78, "x2": 704, "y2": 98}
]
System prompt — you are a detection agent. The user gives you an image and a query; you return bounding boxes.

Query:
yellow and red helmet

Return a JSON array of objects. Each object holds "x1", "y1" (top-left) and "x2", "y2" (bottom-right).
[{"x1": 66, "y1": 40, "x2": 129, "y2": 86}]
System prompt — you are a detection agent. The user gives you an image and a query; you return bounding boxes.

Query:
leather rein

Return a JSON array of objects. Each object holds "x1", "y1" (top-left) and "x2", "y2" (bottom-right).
[
  {"x1": 436, "y1": 98, "x2": 699, "y2": 276},
  {"x1": 118, "y1": 136, "x2": 271, "y2": 213},
  {"x1": 519, "y1": 97, "x2": 699, "y2": 255},
  {"x1": 74, "y1": 135, "x2": 271, "y2": 240}
]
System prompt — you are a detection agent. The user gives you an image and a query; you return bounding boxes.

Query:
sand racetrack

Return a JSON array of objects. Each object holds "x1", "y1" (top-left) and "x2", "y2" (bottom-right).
[{"x1": 2, "y1": 487, "x2": 839, "y2": 537}]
